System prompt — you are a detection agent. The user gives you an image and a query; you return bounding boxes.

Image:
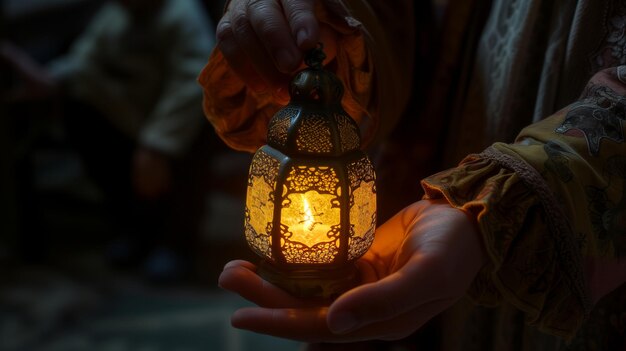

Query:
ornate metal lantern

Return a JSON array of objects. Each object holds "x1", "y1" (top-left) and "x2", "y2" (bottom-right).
[{"x1": 244, "y1": 45, "x2": 377, "y2": 298}]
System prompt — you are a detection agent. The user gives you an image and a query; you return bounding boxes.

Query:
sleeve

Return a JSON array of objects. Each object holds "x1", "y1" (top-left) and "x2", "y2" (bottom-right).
[
  {"x1": 138, "y1": 0, "x2": 215, "y2": 156},
  {"x1": 197, "y1": 0, "x2": 415, "y2": 152},
  {"x1": 421, "y1": 67, "x2": 626, "y2": 339}
]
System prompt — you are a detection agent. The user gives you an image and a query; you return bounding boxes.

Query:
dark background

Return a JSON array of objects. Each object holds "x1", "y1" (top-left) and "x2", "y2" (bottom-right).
[{"x1": 0, "y1": 1, "x2": 302, "y2": 350}]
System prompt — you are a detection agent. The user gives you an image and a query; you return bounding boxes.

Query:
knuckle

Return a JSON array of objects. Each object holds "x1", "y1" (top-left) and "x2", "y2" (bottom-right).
[
  {"x1": 215, "y1": 20, "x2": 234, "y2": 43},
  {"x1": 287, "y1": 9, "x2": 309, "y2": 25},
  {"x1": 255, "y1": 21, "x2": 283, "y2": 41},
  {"x1": 246, "y1": 1, "x2": 284, "y2": 40},
  {"x1": 246, "y1": 0, "x2": 266, "y2": 12},
  {"x1": 283, "y1": 0, "x2": 315, "y2": 26},
  {"x1": 231, "y1": 12, "x2": 251, "y2": 35}
]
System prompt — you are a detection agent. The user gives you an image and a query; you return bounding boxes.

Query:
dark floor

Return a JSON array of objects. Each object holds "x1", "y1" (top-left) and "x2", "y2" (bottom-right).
[{"x1": 0, "y1": 267, "x2": 301, "y2": 351}]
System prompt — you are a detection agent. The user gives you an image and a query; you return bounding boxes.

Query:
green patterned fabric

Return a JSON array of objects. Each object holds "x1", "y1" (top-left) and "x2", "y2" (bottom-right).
[{"x1": 422, "y1": 67, "x2": 626, "y2": 349}]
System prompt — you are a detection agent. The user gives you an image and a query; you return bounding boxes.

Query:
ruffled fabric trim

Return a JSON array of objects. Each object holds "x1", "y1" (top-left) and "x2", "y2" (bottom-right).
[{"x1": 422, "y1": 146, "x2": 590, "y2": 339}]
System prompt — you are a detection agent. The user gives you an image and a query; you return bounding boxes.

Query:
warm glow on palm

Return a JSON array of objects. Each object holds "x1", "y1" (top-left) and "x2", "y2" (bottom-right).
[{"x1": 219, "y1": 199, "x2": 487, "y2": 343}]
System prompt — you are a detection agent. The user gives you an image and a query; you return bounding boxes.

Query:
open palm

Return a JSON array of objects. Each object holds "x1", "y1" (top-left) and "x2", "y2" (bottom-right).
[{"x1": 218, "y1": 199, "x2": 486, "y2": 343}]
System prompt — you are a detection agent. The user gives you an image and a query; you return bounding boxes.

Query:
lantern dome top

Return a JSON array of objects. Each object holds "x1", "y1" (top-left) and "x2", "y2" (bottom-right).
[
  {"x1": 289, "y1": 45, "x2": 343, "y2": 106},
  {"x1": 267, "y1": 44, "x2": 361, "y2": 156}
]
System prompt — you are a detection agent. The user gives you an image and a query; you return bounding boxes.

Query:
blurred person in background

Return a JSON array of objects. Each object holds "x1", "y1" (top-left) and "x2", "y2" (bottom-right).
[{"x1": 1, "y1": 0, "x2": 215, "y2": 281}]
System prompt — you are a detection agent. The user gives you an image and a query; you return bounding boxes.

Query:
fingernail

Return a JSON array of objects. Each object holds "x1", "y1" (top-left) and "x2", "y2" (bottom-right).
[
  {"x1": 276, "y1": 49, "x2": 296, "y2": 72},
  {"x1": 328, "y1": 311, "x2": 358, "y2": 334},
  {"x1": 296, "y1": 28, "x2": 309, "y2": 47}
]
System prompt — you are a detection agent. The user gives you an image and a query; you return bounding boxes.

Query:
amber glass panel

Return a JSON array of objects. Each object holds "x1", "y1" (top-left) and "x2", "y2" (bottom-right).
[
  {"x1": 281, "y1": 191, "x2": 340, "y2": 246},
  {"x1": 280, "y1": 166, "x2": 341, "y2": 263},
  {"x1": 347, "y1": 156, "x2": 377, "y2": 260},
  {"x1": 244, "y1": 149, "x2": 279, "y2": 259},
  {"x1": 348, "y1": 180, "x2": 376, "y2": 260}
]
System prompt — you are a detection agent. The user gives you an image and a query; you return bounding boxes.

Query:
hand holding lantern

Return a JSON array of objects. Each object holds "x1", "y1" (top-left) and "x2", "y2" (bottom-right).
[
  {"x1": 220, "y1": 199, "x2": 485, "y2": 342},
  {"x1": 244, "y1": 44, "x2": 377, "y2": 298},
  {"x1": 224, "y1": 44, "x2": 485, "y2": 344}
]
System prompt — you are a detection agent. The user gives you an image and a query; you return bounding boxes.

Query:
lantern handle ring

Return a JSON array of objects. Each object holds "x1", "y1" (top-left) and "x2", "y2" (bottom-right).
[{"x1": 304, "y1": 42, "x2": 326, "y2": 70}]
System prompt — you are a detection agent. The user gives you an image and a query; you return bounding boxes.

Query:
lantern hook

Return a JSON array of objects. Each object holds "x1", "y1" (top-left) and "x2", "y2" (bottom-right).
[{"x1": 304, "y1": 43, "x2": 326, "y2": 70}]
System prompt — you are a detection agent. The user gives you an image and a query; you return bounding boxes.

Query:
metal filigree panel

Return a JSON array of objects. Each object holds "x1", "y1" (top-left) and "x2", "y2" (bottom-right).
[
  {"x1": 284, "y1": 165, "x2": 340, "y2": 194},
  {"x1": 282, "y1": 235, "x2": 340, "y2": 263},
  {"x1": 245, "y1": 149, "x2": 280, "y2": 259},
  {"x1": 295, "y1": 114, "x2": 333, "y2": 153},
  {"x1": 347, "y1": 156, "x2": 376, "y2": 186},
  {"x1": 347, "y1": 156, "x2": 377, "y2": 260},
  {"x1": 335, "y1": 113, "x2": 360, "y2": 152},
  {"x1": 268, "y1": 107, "x2": 296, "y2": 147}
]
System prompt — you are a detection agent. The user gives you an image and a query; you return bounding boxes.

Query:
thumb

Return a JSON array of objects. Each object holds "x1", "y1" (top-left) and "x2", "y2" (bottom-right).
[
  {"x1": 326, "y1": 249, "x2": 448, "y2": 334},
  {"x1": 325, "y1": 267, "x2": 418, "y2": 333}
]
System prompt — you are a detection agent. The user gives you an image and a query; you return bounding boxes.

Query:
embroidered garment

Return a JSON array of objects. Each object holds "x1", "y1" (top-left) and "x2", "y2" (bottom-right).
[
  {"x1": 421, "y1": 1, "x2": 626, "y2": 349},
  {"x1": 424, "y1": 67, "x2": 626, "y2": 344},
  {"x1": 440, "y1": 0, "x2": 626, "y2": 167}
]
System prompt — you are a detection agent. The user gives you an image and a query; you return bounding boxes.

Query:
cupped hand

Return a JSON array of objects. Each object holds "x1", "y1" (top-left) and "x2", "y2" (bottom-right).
[
  {"x1": 218, "y1": 199, "x2": 487, "y2": 343},
  {"x1": 216, "y1": 0, "x2": 337, "y2": 103}
]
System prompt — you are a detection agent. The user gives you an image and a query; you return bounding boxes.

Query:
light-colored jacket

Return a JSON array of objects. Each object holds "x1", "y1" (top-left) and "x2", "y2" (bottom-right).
[{"x1": 49, "y1": 0, "x2": 214, "y2": 156}]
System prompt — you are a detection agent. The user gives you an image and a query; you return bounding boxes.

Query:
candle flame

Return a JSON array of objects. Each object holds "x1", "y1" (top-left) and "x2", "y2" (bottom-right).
[
  {"x1": 282, "y1": 190, "x2": 338, "y2": 257},
  {"x1": 302, "y1": 197, "x2": 316, "y2": 231},
  {"x1": 299, "y1": 196, "x2": 325, "y2": 232}
]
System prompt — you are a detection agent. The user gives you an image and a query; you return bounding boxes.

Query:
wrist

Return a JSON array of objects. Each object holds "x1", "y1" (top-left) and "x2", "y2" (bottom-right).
[{"x1": 423, "y1": 198, "x2": 488, "y2": 271}]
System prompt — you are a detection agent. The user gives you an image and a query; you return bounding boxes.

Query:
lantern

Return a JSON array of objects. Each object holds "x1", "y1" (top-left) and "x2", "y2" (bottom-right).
[{"x1": 244, "y1": 45, "x2": 377, "y2": 298}]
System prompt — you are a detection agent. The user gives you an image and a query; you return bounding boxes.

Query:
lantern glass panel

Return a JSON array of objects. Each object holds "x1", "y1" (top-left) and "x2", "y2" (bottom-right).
[
  {"x1": 245, "y1": 148, "x2": 280, "y2": 259},
  {"x1": 280, "y1": 190, "x2": 340, "y2": 263},
  {"x1": 280, "y1": 165, "x2": 341, "y2": 264},
  {"x1": 347, "y1": 156, "x2": 377, "y2": 260}
]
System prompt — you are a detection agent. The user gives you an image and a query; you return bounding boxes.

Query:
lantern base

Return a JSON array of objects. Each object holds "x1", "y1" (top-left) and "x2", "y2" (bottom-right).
[{"x1": 258, "y1": 261, "x2": 360, "y2": 300}]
